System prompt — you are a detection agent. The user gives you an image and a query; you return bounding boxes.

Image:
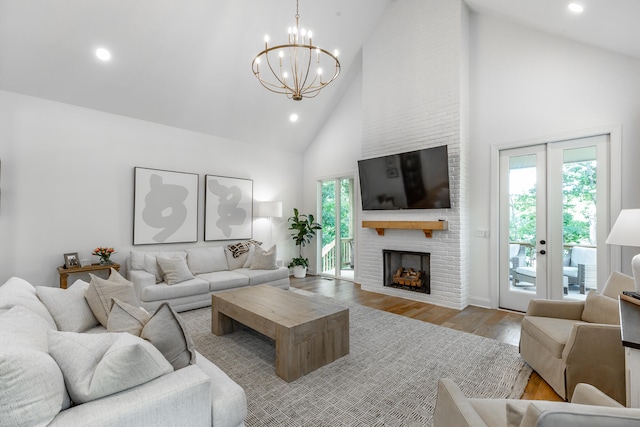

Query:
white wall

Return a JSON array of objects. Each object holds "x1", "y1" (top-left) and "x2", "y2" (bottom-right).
[
  {"x1": 468, "y1": 14, "x2": 640, "y2": 307},
  {"x1": 0, "y1": 90, "x2": 302, "y2": 286}
]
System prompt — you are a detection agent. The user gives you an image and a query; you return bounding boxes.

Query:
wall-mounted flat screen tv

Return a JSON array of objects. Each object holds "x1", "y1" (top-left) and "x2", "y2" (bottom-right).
[{"x1": 358, "y1": 145, "x2": 451, "y2": 210}]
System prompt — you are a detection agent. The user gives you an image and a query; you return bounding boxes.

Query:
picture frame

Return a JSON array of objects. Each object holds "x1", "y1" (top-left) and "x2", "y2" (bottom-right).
[
  {"x1": 205, "y1": 175, "x2": 253, "y2": 241},
  {"x1": 63, "y1": 252, "x2": 80, "y2": 269},
  {"x1": 133, "y1": 167, "x2": 199, "y2": 245}
]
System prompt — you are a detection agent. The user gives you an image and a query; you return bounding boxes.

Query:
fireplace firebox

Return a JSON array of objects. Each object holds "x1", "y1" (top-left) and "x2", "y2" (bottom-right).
[{"x1": 383, "y1": 250, "x2": 430, "y2": 294}]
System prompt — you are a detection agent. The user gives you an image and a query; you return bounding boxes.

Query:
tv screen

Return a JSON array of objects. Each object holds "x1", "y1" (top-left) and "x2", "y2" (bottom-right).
[{"x1": 358, "y1": 145, "x2": 451, "y2": 210}]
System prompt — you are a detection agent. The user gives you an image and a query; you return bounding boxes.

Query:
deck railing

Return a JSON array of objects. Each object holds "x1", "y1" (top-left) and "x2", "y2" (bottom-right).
[{"x1": 321, "y1": 238, "x2": 354, "y2": 273}]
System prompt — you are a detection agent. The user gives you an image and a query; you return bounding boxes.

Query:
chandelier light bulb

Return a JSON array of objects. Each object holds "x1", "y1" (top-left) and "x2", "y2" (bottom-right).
[
  {"x1": 283, "y1": 71, "x2": 289, "y2": 79},
  {"x1": 264, "y1": 35, "x2": 270, "y2": 43},
  {"x1": 308, "y1": 30, "x2": 312, "y2": 39},
  {"x1": 317, "y1": 68, "x2": 323, "y2": 75},
  {"x1": 290, "y1": 113, "x2": 299, "y2": 122},
  {"x1": 334, "y1": 49, "x2": 339, "y2": 57}
]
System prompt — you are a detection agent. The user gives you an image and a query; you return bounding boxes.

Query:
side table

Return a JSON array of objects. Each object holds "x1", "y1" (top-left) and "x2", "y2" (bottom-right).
[{"x1": 56, "y1": 263, "x2": 120, "y2": 289}]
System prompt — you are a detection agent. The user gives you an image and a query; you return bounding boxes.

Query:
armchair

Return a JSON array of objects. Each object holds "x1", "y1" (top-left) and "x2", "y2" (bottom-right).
[
  {"x1": 433, "y1": 378, "x2": 640, "y2": 427},
  {"x1": 519, "y1": 272, "x2": 635, "y2": 404}
]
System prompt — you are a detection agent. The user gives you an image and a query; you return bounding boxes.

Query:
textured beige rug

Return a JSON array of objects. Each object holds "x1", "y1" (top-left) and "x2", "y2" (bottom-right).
[{"x1": 180, "y1": 291, "x2": 531, "y2": 426}]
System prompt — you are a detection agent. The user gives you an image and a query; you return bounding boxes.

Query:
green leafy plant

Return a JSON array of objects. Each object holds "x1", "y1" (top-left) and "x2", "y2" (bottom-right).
[{"x1": 287, "y1": 208, "x2": 322, "y2": 269}]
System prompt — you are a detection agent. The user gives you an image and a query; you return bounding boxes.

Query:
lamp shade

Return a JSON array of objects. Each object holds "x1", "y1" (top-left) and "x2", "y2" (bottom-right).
[
  {"x1": 256, "y1": 201, "x2": 283, "y2": 218},
  {"x1": 606, "y1": 209, "x2": 640, "y2": 247}
]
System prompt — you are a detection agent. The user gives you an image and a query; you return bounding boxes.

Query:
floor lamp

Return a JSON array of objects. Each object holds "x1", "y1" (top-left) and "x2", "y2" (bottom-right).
[
  {"x1": 256, "y1": 201, "x2": 283, "y2": 246},
  {"x1": 606, "y1": 209, "x2": 640, "y2": 292}
]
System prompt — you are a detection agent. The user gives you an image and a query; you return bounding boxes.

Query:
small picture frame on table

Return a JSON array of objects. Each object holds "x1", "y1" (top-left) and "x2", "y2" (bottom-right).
[{"x1": 63, "y1": 252, "x2": 80, "y2": 269}]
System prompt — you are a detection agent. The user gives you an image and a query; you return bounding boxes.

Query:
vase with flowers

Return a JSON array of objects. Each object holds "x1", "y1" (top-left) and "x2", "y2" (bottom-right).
[{"x1": 93, "y1": 247, "x2": 116, "y2": 265}]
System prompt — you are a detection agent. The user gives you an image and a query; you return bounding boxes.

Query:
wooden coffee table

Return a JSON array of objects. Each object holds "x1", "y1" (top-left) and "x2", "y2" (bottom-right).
[{"x1": 211, "y1": 285, "x2": 349, "y2": 382}]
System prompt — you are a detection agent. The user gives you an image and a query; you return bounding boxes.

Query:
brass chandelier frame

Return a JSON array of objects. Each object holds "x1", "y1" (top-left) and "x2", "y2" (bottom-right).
[{"x1": 252, "y1": 0, "x2": 340, "y2": 101}]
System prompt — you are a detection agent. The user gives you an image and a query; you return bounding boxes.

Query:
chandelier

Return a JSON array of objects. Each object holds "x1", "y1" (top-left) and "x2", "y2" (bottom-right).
[{"x1": 251, "y1": 0, "x2": 340, "y2": 101}]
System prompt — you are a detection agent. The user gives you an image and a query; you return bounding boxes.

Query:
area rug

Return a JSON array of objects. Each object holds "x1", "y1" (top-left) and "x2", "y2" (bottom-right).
[{"x1": 180, "y1": 291, "x2": 531, "y2": 426}]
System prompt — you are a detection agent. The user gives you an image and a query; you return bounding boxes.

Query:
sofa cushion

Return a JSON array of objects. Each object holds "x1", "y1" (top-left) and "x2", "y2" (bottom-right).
[
  {"x1": 0, "y1": 276, "x2": 57, "y2": 329},
  {"x1": 198, "y1": 270, "x2": 250, "y2": 292},
  {"x1": 0, "y1": 305, "x2": 71, "y2": 427},
  {"x1": 48, "y1": 331, "x2": 173, "y2": 404},
  {"x1": 36, "y1": 279, "x2": 99, "y2": 333},
  {"x1": 156, "y1": 256, "x2": 195, "y2": 285},
  {"x1": 570, "y1": 246, "x2": 597, "y2": 267},
  {"x1": 141, "y1": 303, "x2": 196, "y2": 370},
  {"x1": 602, "y1": 271, "x2": 636, "y2": 299},
  {"x1": 107, "y1": 299, "x2": 151, "y2": 335},
  {"x1": 234, "y1": 267, "x2": 289, "y2": 285},
  {"x1": 521, "y1": 316, "x2": 584, "y2": 359},
  {"x1": 582, "y1": 291, "x2": 619, "y2": 325},
  {"x1": 140, "y1": 277, "x2": 209, "y2": 302},
  {"x1": 187, "y1": 247, "x2": 229, "y2": 274},
  {"x1": 85, "y1": 273, "x2": 140, "y2": 327},
  {"x1": 250, "y1": 245, "x2": 277, "y2": 270}
]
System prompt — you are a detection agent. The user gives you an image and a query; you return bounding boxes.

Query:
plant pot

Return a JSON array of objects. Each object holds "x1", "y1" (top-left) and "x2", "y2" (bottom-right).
[{"x1": 292, "y1": 265, "x2": 307, "y2": 278}]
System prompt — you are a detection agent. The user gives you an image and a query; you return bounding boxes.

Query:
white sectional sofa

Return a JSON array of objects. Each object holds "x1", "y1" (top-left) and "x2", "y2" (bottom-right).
[
  {"x1": 0, "y1": 276, "x2": 247, "y2": 427},
  {"x1": 128, "y1": 244, "x2": 290, "y2": 313}
]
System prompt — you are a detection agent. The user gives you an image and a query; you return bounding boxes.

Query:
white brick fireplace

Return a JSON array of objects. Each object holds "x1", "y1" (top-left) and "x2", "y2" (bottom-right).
[{"x1": 357, "y1": 0, "x2": 470, "y2": 310}]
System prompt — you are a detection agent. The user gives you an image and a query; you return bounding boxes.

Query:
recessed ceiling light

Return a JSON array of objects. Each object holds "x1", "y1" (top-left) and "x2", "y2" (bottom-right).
[
  {"x1": 95, "y1": 48, "x2": 111, "y2": 61},
  {"x1": 289, "y1": 114, "x2": 299, "y2": 123},
  {"x1": 568, "y1": 3, "x2": 584, "y2": 13}
]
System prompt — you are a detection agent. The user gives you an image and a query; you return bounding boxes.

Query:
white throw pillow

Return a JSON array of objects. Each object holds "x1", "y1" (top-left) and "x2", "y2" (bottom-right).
[
  {"x1": 601, "y1": 271, "x2": 635, "y2": 298},
  {"x1": 85, "y1": 273, "x2": 140, "y2": 327},
  {"x1": 107, "y1": 299, "x2": 151, "y2": 336},
  {"x1": 250, "y1": 245, "x2": 277, "y2": 270},
  {"x1": 225, "y1": 247, "x2": 250, "y2": 270},
  {"x1": 0, "y1": 276, "x2": 57, "y2": 329},
  {"x1": 141, "y1": 303, "x2": 196, "y2": 370},
  {"x1": 36, "y1": 279, "x2": 99, "y2": 332},
  {"x1": 144, "y1": 253, "x2": 163, "y2": 283},
  {"x1": 0, "y1": 306, "x2": 71, "y2": 426},
  {"x1": 48, "y1": 331, "x2": 173, "y2": 404},
  {"x1": 242, "y1": 244, "x2": 256, "y2": 268},
  {"x1": 156, "y1": 256, "x2": 195, "y2": 285}
]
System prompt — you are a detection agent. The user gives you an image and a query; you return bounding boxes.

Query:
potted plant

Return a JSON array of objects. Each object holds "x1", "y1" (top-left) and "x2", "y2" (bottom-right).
[{"x1": 287, "y1": 208, "x2": 322, "y2": 278}]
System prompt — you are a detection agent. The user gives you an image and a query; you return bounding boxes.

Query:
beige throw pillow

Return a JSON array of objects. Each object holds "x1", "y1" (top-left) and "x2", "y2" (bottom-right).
[
  {"x1": 250, "y1": 245, "x2": 277, "y2": 270},
  {"x1": 85, "y1": 273, "x2": 140, "y2": 327},
  {"x1": 601, "y1": 271, "x2": 636, "y2": 298},
  {"x1": 582, "y1": 290, "x2": 620, "y2": 325},
  {"x1": 48, "y1": 331, "x2": 173, "y2": 404},
  {"x1": 36, "y1": 279, "x2": 99, "y2": 332},
  {"x1": 107, "y1": 299, "x2": 151, "y2": 335},
  {"x1": 141, "y1": 303, "x2": 196, "y2": 370},
  {"x1": 156, "y1": 256, "x2": 195, "y2": 285}
]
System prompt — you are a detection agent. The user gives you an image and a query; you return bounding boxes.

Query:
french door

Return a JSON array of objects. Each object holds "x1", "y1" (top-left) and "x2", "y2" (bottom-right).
[
  {"x1": 319, "y1": 177, "x2": 355, "y2": 280},
  {"x1": 499, "y1": 135, "x2": 609, "y2": 312}
]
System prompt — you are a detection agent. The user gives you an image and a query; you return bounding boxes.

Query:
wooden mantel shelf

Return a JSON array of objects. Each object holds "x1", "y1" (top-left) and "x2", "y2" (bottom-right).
[{"x1": 362, "y1": 220, "x2": 448, "y2": 238}]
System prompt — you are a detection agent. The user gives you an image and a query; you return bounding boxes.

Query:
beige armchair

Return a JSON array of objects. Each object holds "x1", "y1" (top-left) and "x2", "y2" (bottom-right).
[
  {"x1": 433, "y1": 378, "x2": 640, "y2": 426},
  {"x1": 519, "y1": 272, "x2": 635, "y2": 404}
]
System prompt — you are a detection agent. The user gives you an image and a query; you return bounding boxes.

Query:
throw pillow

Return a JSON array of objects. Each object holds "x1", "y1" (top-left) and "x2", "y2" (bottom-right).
[
  {"x1": 582, "y1": 290, "x2": 620, "y2": 325},
  {"x1": 0, "y1": 276, "x2": 57, "y2": 329},
  {"x1": 140, "y1": 303, "x2": 196, "y2": 370},
  {"x1": 107, "y1": 299, "x2": 151, "y2": 335},
  {"x1": 187, "y1": 247, "x2": 229, "y2": 274},
  {"x1": 242, "y1": 244, "x2": 256, "y2": 268},
  {"x1": 36, "y1": 279, "x2": 99, "y2": 333},
  {"x1": 156, "y1": 256, "x2": 195, "y2": 286},
  {"x1": 48, "y1": 331, "x2": 173, "y2": 404},
  {"x1": 250, "y1": 245, "x2": 277, "y2": 270},
  {"x1": 108, "y1": 267, "x2": 133, "y2": 285},
  {"x1": 226, "y1": 239, "x2": 262, "y2": 258},
  {"x1": 0, "y1": 306, "x2": 71, "y2": 427},
  {"x1": 225, "y1": 247, "x2": 250, "y2": 270},
  {"x1": 601, "y1": 271, "x2": 636, "y2": 298},
  {"x1": 85, "y1": 273, "x2": 140, "y2": 327}
]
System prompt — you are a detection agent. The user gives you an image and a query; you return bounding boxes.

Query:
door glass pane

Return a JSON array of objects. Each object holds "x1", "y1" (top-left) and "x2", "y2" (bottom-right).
[
  {"x1": 339, "y1": 178, "x2": 354, "y2": 280},
  {"x1": 321, "y1": 180, "x2": 336, "y2": 276},
  {"x1": 508, "y1": 154, "x2": 537, "y2": 293},
  {"x1": 562, "y1": 146, "x2": 597, "y2": 299}
]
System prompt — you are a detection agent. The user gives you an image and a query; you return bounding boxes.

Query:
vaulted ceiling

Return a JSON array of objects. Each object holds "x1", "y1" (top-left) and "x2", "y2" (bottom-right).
[{"x1": 1, "y1": 0, "x2": 637, "y2": 153}]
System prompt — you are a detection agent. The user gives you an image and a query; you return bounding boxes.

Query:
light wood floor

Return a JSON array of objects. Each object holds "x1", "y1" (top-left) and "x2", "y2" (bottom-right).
[{"x1": 290, "y1": 275, "x2": 564, "y2": 402}]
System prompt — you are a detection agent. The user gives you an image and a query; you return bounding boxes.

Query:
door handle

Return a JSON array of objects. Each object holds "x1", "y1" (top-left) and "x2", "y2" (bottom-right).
[{"x1": 538, "y1": 250, "x2": 546, "y2": 255}]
